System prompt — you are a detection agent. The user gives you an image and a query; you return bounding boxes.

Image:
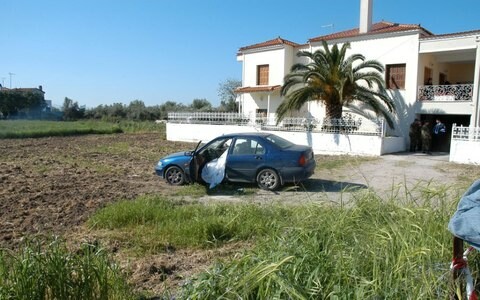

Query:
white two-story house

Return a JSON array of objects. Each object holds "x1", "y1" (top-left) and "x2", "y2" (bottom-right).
[{"x1": 236, "y1": 0, "x2": 480, "y2": 150}]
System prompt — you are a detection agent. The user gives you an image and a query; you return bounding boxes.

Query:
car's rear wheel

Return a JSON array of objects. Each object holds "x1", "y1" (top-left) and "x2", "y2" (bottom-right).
[
  {"x1": 256, "y1": 168, "x2": 280, "y2": 191},
  {"x1": 165, "y1": 166, "x2": 185, "y2": 185}
]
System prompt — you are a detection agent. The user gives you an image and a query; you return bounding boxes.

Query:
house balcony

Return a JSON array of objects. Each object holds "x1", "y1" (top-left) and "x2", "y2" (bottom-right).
[
  {"x1": 416, "y1": 84, "x2": 474, "y2": 115},
  {"x1": 418, "y1": 84, "x2": 473, "y2": 101}
]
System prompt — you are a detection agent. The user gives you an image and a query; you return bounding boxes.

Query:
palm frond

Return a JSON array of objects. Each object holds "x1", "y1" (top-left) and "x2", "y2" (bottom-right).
[{"x1": 278, "y1": 41, "x2": 396, "y2": 127}]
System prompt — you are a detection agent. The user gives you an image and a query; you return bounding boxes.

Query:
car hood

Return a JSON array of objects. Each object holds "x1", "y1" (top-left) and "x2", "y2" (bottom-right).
[{"x1": 162, "y1": 151, "x2": 193, "y2": 160}]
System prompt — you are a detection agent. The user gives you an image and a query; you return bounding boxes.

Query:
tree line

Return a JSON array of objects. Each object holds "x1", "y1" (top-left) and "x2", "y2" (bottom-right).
[
  {"x1": 0, "y1": 89, "x2": 46, "y2": 119},
  {"x1": 0, "y1": 79, "x2": 241, "y2": 121}
]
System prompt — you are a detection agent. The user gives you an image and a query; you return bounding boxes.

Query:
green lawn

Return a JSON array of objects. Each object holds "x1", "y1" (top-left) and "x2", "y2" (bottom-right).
[{"x1": 0, "y1": 120, "x2": 165, "y2": 138}]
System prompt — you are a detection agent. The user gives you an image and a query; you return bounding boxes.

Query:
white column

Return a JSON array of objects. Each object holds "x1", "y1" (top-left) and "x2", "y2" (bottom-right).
[
  {"x1": 239, "y1": 94, "x2": 243, "y2": 114},
  {"x1": 359, "y1": 0, "x2": 373, "y2": 34},
  {"x1": 472, "y1": 39, "x2": 480, "y2": 126},
  {"x1": 267, "y1": 94, "x2": 271, "y2": 124}
]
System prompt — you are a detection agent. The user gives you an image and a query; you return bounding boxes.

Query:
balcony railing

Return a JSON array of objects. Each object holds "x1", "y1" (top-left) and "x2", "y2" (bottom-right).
[{"x1": 418, "y1": 84, "x2": 473, "y2": 101}]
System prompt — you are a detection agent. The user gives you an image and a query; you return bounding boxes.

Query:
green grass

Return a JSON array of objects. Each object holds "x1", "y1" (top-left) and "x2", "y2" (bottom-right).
[
  {"x1": 88, "y1": 196, "x2": 294, "y2": 254},
  {"x1": 86, "y1": 185, "x2": 468, "y2": 299},
  {"x1": 180, "y1": 190, "x2": 463, "y2": 299},
  {"x1": 0, "y1": 120, "x2": 122, "y2": 138},
  {"x1": 2, "y1": 180, "x2": 466, "y2": 298},
  {"x1": 1, "y1": 184, "x2": 470, "y2": 298},
  {"x1": 0, "y1": 238, "x2": 135, "y2": 299},
  {"x1": 0, "y1": 120, "x2": 166, "y2": 139}
]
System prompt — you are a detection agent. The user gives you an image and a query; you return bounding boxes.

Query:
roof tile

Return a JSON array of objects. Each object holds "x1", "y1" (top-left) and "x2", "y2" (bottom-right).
[
  {"x1": 235, "y1": 85, "x2": 281, "y2": 94},
  {"x1": 309, "y1": 21, "x2": 433, "y2": 42},
  {"x1": 238, "y1": 37, "x2": 299, "y2": 52}
]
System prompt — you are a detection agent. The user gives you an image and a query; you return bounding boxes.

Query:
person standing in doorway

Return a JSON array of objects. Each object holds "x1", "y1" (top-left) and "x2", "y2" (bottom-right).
[
  {"x1": 433, "y1": 118, "x2": 447, "y2": 151},
  {"x1": 409, "y1": 119, "x2": 421, "y2": 152},
  {"x1": 421, "y1": 121, "x2": 432, "y2": 154}
]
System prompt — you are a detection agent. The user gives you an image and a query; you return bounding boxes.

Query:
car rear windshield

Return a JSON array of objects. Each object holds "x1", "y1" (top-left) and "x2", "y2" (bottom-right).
[{"x1": 265, "y1": 134, "x2": 294, "y2": 149}]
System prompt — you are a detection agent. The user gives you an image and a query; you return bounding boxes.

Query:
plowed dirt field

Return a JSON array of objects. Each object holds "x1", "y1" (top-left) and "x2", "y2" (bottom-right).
[{"x1": 0, "y1": 133, "x2": 191, "y2": 248}]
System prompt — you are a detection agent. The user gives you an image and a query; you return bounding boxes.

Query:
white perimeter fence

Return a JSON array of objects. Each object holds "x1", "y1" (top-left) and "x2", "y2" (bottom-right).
[
  {"x1": 166, "y1": 112, "x2": 404, "y2": 156},
  {"x1": 168, "y1": 112, "x2": 385, "y2": 136},
  {"x1": 450, "y1": 124, "x2": 480, "y2": 165}
]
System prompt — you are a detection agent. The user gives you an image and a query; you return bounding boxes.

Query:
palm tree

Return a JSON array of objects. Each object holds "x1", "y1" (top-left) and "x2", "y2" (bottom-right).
[{"x1": 277, "y1": 41, "x2": 396, "y2": 128}]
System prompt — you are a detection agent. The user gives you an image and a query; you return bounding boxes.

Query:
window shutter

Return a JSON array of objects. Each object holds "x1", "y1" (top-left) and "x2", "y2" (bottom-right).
[
  {"x1": 257, "y1": 65, "x2": 269, "y2": 85},
  {"x1": 386, "y1": 64, "x2": 406, "y2": 89}
]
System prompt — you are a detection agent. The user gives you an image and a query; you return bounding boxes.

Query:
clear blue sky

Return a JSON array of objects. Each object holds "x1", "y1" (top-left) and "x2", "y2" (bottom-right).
[{"x1": 1, "y1": 0, "x2": 479, "y2": 108}]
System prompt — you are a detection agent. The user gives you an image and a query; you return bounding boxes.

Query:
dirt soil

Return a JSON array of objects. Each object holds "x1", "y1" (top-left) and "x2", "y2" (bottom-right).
[
  {"x1": 0, "y1": 133, "x2": 191, "y2": 248},
  {"x1": 0, "y1": 133, "x2": 476, "y2": 296}
]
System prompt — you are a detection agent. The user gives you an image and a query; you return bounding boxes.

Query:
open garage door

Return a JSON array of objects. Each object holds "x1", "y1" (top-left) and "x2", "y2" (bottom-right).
[{"x1": 420, "y1": 114, "x2": 470, "y2": 153}]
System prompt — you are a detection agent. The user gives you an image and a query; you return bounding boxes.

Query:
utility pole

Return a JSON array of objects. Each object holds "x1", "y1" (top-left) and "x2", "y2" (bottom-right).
[
  {"x1": 8, "y1": 72, "x2": 15, "y2": 88},
  {"x1": 1, "y1": 77, "x2": 5, "y2": 88}
]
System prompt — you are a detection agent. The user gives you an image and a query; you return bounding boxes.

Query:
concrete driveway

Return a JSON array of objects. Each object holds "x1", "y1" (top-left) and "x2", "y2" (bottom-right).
[{"x1": 248, "y1": 152, "x2": 468, "y2": 204}]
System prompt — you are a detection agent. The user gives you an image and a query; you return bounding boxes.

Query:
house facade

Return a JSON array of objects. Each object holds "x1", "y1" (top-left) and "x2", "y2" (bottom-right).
[{"x1": 235, "y1": 0, "x2": 480, "y2": 150}]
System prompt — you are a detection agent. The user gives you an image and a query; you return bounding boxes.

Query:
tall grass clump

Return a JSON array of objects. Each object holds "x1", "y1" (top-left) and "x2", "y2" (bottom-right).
[
  {"x1": 0, "y1": 120, "x2": 122, "y2": 138},
  {"x1": 181, "y1": 189, "x2": 461, "y2": 299},
  {"x1": 88, "y1": 196, "x2": 299, "y2": 254},
  {"x1": 0, "y1": 239, "x2": 135, "y2": 299}
]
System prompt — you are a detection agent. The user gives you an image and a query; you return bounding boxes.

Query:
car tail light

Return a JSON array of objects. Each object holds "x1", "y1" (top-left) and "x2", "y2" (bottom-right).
[{"x1": 298, "y1": 154, "x2": 306, "y2": 166}]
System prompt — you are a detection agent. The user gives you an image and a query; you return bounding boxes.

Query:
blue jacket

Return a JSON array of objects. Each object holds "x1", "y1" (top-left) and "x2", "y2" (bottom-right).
[
  {"x1": 448, "y1": 180, "x2": 480, "y2": 249},
  {"x1": 433, "y1": 122, "x2": 446, "y2": 135}
]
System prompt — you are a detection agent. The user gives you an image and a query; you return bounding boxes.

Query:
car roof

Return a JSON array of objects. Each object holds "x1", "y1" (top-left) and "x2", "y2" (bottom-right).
[{"x1": 220, "y1": 132, "x2": 272, "y2": 138}]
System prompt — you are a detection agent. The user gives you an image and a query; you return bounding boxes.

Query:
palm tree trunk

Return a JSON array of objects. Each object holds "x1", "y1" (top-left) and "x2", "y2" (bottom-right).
[{"x1": 325, "y1": 103, "x2": 343, "y2": 119}]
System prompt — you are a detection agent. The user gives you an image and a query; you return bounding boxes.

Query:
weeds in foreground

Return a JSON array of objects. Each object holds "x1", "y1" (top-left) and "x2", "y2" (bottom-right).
[
  {"x1": 179, "y1": 190, "x2": 463, "y2": 299},
  {"x1": 10, "y1": 183, "x2": 470, "y2": 299},
  {"x1": 0, "y1": 238, "x2": 134, "y2": 299}
]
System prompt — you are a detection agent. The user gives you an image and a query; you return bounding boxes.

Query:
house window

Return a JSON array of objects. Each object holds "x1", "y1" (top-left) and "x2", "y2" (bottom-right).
[
  {"x1": 257, "y1": 65, "x2": 269, "y2": 85},
  {"x1": 386, "y1": 64, "x2": 406, "y2": 89}
]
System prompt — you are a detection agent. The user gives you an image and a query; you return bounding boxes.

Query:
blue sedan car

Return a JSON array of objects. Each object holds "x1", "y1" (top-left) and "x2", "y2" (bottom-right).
[{"x1": 155, "y1": 132, "x2": 315, "y2": 190}]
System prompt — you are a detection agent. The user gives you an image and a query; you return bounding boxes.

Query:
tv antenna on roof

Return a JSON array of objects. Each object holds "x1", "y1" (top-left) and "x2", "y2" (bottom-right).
[
  {"x1": 8, "y1": 72, "x2": 15, "y2": 88},
  {"x1": 321, "y1": 24, "x2": 335, "y2": 33}
]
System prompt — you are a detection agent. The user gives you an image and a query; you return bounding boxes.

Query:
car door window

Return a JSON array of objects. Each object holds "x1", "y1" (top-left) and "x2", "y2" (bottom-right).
[
  {"x1": 253, "y1": 140, "x2": 265, "y2": 154},
  {"x1": 199, "y1": 138, "x2": 232, "y2": 161},
  {"x1": 232, "y1": 138, "x2": 265, "y2": 155}
]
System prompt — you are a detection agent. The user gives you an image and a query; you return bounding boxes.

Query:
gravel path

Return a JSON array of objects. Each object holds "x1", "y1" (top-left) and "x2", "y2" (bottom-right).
[{"x1": 209, "y1": 152, "x2": 469, "y2": 205}]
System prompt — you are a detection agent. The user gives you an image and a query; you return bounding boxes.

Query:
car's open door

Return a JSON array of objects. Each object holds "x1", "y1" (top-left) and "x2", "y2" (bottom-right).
[{"x1": 189, "y1": 140, "x2": 202, "y2": 182}]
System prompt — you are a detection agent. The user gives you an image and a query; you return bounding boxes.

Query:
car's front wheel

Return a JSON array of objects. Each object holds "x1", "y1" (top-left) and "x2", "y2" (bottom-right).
[
  {"x1": 256, "y1": 168, "x2": 280, "y2": 191},
  {"x1": 165, "y1": 166, "x2": 185, "y2": 185}
]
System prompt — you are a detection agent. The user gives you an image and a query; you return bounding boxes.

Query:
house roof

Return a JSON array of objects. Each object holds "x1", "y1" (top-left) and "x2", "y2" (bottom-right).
[
  {"x1": 238, "y1": 37, "x2": 300, "y2": 53},
  {"x1": 235, "y1": 85, "x2": 281, "y2": 94},
  {"x1": 308, "y1": 21, "x2": 433, "y2": 43},
  {"x1": 237, "y1": 21, "x2": 434, "y2": 54},
  {"x1": 420, "y1": 28, "x2": 480, "y2": 40}
]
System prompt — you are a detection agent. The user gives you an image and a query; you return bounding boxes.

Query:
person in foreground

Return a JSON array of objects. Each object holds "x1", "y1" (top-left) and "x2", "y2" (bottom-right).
[{"x1": 448, "y1": 180, "x2": 480, "y2": 300}]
